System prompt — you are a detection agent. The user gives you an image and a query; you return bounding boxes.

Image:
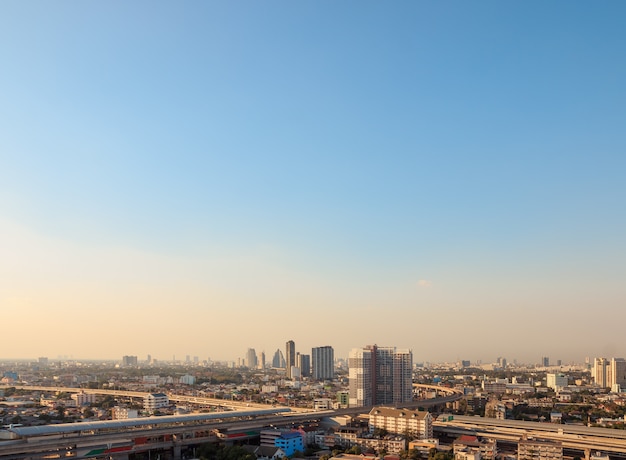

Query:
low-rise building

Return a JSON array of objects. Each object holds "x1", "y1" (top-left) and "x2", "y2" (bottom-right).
[
  {"x1": 111, "y1": 406, "x2": 139, "y2": 419},
  {"x1": 143, "y1": 393, "x2": 169, "y2": 413},
  {"x1": 518, "y1": 440, "x2": 562, "y2": 460},
  {"x1": 274, "y1": 432, "x2": 304, "y2": 456},
  {"x1": 71, "y1": 392, "x2": 97, "y2": 406},
  {"x1": 452, "y1": 435, "x2": 496, "y2": 460},
  {"x1": 368, "y1": 407, "x2": 432, "y2": 439}
]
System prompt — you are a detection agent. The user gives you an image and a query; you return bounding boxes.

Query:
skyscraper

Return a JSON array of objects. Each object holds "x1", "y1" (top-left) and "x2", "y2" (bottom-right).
[
  {"x1": 611, "y1": 358, "x2": 626, "y2": 388},
  {"x1": 272, "y1": 349, "x2": 285, "y2": 368},
  {"x1": 246, "y1": 348, "x2": 258, "y2": 369},
  {"x1": 348, "y1": 345, "x2": 413, "y2": 407},
  {"x1": 297, "y1": 353, "x2": 311, "y2": 378},
  {"x1": 286, "y1": 340, "x2": 296, "y2": 379},
  {"x1": 312, "y1": 346, "x2": 335, "y2": 381},
  {"x1": 594, "y1": 357, "x2": 626, "y2": 388},
  {"x1": 594, "y1": 357, "x2": 610, "y2": 387}
]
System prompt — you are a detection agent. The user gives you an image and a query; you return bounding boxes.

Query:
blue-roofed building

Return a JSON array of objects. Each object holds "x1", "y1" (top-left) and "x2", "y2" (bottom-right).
[{"x1": 274, "y1": 432, "x2": 303, "y2": 456}]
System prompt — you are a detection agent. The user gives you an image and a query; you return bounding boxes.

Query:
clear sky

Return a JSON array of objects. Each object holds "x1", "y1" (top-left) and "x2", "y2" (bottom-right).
[{"x1": 1, "y1": 1, "x2": 625, "y2": 365}]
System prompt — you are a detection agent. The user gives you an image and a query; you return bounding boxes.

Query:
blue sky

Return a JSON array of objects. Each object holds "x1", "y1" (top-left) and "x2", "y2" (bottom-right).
[{"x1": 1, "y1": 2, "x2": 625, "y2": 363}]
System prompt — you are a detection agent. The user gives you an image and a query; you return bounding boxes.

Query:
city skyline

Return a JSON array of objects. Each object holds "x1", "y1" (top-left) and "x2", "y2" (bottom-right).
[{"x1": 2, "y1": 2, "x2": 626, "y2": 363}]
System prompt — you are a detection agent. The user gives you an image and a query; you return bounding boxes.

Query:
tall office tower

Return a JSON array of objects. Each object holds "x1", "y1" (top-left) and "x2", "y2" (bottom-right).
[
  {"x1": 246, "y1": 348, "x2": 258, "y2": 369},
  {"x1": 348, "y1": 345, "x2": 413, "y2": 407},
  {"x1": 286, "y1": 340, "x2": 296, "y2": 378},
  {"x1": 260, "y1": 351, "x2": 266, "y2": 369},
  {"x1": 297, "y1": 353, "x2": 311, "y2": 378},
  {"x1": 593, "y1": 357, "x2": 609, "y2": 387},
  {"x1": 542, "y1": 356, "x2": 550, "y2": 367},
  {"x1": 272, "y1": 349, "x2": 285, "y2": 368},
  {"x1": 312, "y1": 346, "x2": 335, "y2": 380}
]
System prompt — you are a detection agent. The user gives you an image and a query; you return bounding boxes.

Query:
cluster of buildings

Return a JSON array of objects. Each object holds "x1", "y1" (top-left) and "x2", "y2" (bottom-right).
[
  {"x1": 251, "y1": 406, "x2": 433, "y2": 457},
  {"x1": 244, "y1": 343, "x2": 336, "y2": 382},
  {"x1": 592, "y1": 357, "x2": 626, "y2": 392}
]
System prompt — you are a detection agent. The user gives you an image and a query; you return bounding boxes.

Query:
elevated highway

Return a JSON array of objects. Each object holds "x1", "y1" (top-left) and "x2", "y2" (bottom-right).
[
  {"x1": 0, "y1": 385, "x2": 270, "y2": 411},
  {"x1": 435, "y1": 415, "x2": 626, "y2": 456}
]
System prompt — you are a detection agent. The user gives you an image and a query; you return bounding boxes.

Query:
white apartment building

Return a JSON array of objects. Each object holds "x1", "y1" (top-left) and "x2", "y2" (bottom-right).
[
  {"x1": 368, "y1": 407, "x2": 433, "y2": 440},
  {"x1": 179, "y1": 374, "x2": 196, "y2": 385},
  {"x1": 71, "y1": 392, "x2": 97, "y2": 406},
  {"x1": 143, "y1": 393, "x2": 169, "y2": 413},
  {"x1": 546, "y1": 373, "x2": 568, "y2": 390},
  {"x1": 594, "y1": 358, "x2": 626, "y2": 388}
]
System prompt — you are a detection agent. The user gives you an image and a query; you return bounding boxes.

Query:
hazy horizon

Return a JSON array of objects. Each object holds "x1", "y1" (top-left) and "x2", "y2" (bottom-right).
[{"x1": 2, "y1": 2, "x2": 625, "y2": 365}]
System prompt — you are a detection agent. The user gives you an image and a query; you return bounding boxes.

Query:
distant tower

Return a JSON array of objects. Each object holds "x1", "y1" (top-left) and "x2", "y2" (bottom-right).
[
  {"x1": 246, "y1": 348, "x2": 258, "y2": 369},
  {"x1": 122, "y1": 356, "x2": 138, "y2": 367},
  {"x1": 286, "y1": 340, "x2": 296, "y2": 378},
  {"x1": 312, "y1": 346, "x2": 335, "y2": 380},
  {"x1": 297, "y1": 353, "x2": 311, "y2": 378},
  {"x1": 542, "y1": 356, "x2": 550, "y2": 367},
  {"x1": 272, "y1": 349, "x2": 285, "y2": 368},
  {"x1": 260, "y1": 351, "x2": 266, "y2": 369}
]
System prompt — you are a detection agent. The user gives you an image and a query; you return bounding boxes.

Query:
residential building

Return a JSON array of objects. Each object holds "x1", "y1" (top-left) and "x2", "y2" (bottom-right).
[
  {"x1": 274, "y1": 432, "x2": 304, "y2": 456},
  {"x1": 111, "y1": 406, "x2": 139, "y2": 419},
  {"x1": 180, "y1": 374, "x2": 196, "y2": 385},
  {"x1": 518, "y1": 440, "x2": 562, "y2": 460},
  {"x1": 453, "y1": 435, "x2": 497, "y2": 460},
  {"x1": 312, "y1": 346, "x2": 335, "y2": 381},
  {"x1": 611, "y1": 358, "x2": 626, "y2": 388},
  {"x1": 143, "y1": 393, "x2": 169, "y2": 413},
  {"x1": 357, "y1": 435, "x2": 406, "y2": 454},
  {"x1": 594, "y1": 358, "x2": 610, "y2": 388},
  {"x1": 71, "y1": 392, "x2": 97, "y2": 406},
  {"x1": 592, "y1": 357, "x2": 626, "y2": 388},
  {"x1": 546, "y1": 373, "x2": 568, "y2": 391},
  {"x1": 242, "y1": 445, "x2": 286, "y2": 460},
  {"x1": 349, "y1": 345, "x2": 413, "y2": 407},
  {"x1": 482, "y1": 381, "x2": 506, "y2": 394},
  {"x1": 368, "y1": 407, "x2": 433, "y2": 440}
]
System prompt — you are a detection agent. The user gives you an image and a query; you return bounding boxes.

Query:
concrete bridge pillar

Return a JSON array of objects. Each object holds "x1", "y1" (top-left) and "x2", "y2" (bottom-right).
[
  {"x1": 173, "y1": 444, "x2": 182, "y2": 460},
  {"x1": 584, "y1": 448, "x2": 591, "y2": 460}
]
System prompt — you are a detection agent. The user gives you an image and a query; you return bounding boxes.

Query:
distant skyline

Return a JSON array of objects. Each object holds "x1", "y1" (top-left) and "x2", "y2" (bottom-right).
[{"x1": 2, "y1": 2, "x2": 625, "y2": 364}]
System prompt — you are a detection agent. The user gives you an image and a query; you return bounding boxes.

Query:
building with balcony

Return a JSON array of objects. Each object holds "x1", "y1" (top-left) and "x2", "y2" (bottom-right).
[
  {"x1": 349, "y1": 345, "x2": 412, "y2": 407},
  {"x1": 368, "y1": 407, "x2": 432, "y2": 440},
  {"x1": 143, "y1": 393, "x2": 169, "y2": 413}
]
